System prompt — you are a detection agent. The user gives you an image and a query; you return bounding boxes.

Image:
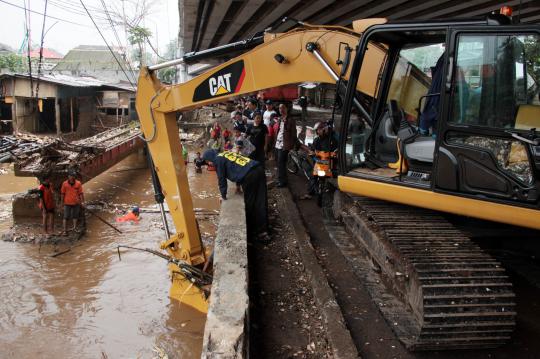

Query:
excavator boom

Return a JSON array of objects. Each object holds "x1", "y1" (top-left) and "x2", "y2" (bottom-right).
[{"x1": 135, "y1": 22, "x2": 386, "y2": 313}]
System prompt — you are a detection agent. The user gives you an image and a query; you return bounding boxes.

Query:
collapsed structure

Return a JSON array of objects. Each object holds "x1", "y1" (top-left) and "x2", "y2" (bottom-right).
[{"x1": 0, "y1": 73, "x2": 135, "y2": 136}]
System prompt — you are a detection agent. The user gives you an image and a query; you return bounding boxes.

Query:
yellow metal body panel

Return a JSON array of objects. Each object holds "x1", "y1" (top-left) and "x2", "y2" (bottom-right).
[
  {"x1": 338, "y1": 176, "x2": 540, "y2": 230},
  {"x1": 168, "y1": 263, "x2": 209, "y2": 313},
  {"x1": 136, "y1": 69, "x2": 208, "y2": 311},
  {"x1": 515, "y1": 104, "x2": 540, "y2": 130},
  {"x1": 135, "y1": 26, "x2": 388, "y2": 312},
  {"x1": 153, "y1": 29, "x2": 385, "y2": 113}
]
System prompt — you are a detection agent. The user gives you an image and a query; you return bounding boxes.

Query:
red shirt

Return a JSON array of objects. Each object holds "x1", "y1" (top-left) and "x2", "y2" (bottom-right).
[
  {"x1": 38, "y1": 184, "x2": 55, "y2": 210},
  {"x1": 61, "y1": 180, "x2": 83, "y2": 205}
]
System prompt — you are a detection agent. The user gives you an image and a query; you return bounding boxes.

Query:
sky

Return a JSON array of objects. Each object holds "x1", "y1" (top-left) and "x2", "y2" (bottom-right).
[{"x1": 0, "y1": 0, "x2": 179, "y2": 58}]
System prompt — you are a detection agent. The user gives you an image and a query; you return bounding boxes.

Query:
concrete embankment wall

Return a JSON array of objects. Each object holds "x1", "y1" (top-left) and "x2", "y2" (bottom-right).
[{"x1": 202, "y1": 183, "x2": 249, "y2": 358}]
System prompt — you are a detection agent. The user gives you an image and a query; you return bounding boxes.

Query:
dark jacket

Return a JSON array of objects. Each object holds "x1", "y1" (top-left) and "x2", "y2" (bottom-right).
[
  {"x1": 313, "y1": 132, "x2": 339, "y2": 152},
  {"x1": 277, "y1": 115, "x2": 297, "y2": 151},
  {"x1": 203, "y1": 150, "x2": 259, "y2": 198}
]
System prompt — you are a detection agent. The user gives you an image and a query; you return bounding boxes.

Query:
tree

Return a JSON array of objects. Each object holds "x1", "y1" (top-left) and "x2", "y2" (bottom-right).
[
  {"x1": 156, "y1": 39, "x2": 178, "y2": 83},
  {"x1": 128, "y1": 26, "x2": 152, "y2": 66},
  {"x1": 0, "y1": 54, "x2": 26, "y2": 73},
  {"x1": 524, "y1": 36, "x2": 540, "y2": 85},
  {"x1": 102, "y1": 0, "x2": 157, "y2": 67}
]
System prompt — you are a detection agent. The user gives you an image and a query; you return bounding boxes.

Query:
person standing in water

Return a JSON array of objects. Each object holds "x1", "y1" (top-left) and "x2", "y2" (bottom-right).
[{"x1": 60, "y1": 171, "x2": 84, "y2": 235}]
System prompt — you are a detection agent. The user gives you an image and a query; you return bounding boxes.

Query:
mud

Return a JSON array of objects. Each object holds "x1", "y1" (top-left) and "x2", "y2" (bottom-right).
[
  {"x1": 249, "y1": 186, "x2": 332, "y2": 358},
  {"x1": 0, "y1": 149, "x2": 219, "y2": 358}
]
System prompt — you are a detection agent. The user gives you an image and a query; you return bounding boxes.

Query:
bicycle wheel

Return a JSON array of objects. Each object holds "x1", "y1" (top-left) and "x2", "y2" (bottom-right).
[{"x1": 287, "y1": 153, "x2": 299, "y2": 174}]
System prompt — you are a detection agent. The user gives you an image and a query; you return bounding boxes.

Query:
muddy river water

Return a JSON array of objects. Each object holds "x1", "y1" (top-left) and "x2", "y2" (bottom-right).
[{"x1": 0, "y1": 151, "x2": 219, "y2": 358}]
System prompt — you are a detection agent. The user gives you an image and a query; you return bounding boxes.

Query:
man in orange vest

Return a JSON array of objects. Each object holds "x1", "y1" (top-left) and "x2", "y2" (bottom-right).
[
  {"x1": 38, "y1": 175, "x2": 55, "y2": 235},
  {"x1": 60, "y1": 171, "x2": 84, "y2": 235}
]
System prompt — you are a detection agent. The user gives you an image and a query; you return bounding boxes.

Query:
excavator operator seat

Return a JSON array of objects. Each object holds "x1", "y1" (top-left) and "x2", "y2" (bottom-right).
[{"x1": 404, "y1": 137, "x2": 436, "y2": 163}]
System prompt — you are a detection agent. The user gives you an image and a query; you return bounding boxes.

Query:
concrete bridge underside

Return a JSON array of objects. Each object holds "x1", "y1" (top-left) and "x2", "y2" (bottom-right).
[{"x1": 180, "y1": 0, "x2": 540, "y2": 55}]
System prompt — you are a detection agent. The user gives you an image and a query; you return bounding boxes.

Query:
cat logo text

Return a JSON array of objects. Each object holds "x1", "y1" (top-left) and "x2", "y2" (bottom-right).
[
  {"x1": 193, "y1": 60, "x2": 245, "y2": 102},
  {"x1": 209, "y1": 73, "x2": 232, "y2": 96}
]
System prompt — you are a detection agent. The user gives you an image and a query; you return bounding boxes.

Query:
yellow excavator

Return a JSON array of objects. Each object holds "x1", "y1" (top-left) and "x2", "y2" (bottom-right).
[{"x1": 136, "y1": 9, "x2": 540, "y2": 350}]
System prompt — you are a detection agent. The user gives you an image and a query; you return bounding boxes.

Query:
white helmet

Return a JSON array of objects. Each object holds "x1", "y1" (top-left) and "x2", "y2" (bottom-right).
[{"x1": 313, "y1": 121, "x2": 325, "y2": 131}]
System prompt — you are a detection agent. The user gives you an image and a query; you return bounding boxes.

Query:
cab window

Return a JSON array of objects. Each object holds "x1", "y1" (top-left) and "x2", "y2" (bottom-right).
[
  {"x1": 388, "y1": 43, "x2": 446, "y2": 122},
  {"x1": 451, "y1": 33, "x2": 540, "y2": 130}
]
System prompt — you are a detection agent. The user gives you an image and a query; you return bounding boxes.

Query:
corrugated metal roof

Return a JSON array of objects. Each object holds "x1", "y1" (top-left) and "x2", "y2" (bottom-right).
[{"x1": 0, "y1": 73, "x2": 135, "y2": 92}]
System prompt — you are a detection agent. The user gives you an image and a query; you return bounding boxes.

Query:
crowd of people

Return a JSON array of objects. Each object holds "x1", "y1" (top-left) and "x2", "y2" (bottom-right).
[
  {"x1": 35, "y1": 96, "x2": 334, "y2": 244},
  {"x1": 198, "y1": 95, "x2": 336, "y2": 243}
]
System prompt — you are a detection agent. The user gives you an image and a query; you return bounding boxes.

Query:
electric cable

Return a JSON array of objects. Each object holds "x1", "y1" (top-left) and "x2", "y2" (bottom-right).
[
  {"x1": 145, "y1": 35, "x2": 166, "y2": 60},
  {"x1": 48, "y1": 0, "x2": 108, "y2": 18},
  {"x1": 48, "y1": 0, "x2": 107, "y2": 20},
  {"x1": 23, "y1": 0, "x2": 34, "y2": 98},
  {"x1": 0, "y1": 0, "x2": 92, "y2": 27},
  {"x1": 79, "y1": 0, "x2": 136, "y2": 89},
  {"x1": 35, "y1": 0, "x2": 48, "y2": 100},
  {"x1": 98, "y1": 0, "x2": 137, "y2": 82}
]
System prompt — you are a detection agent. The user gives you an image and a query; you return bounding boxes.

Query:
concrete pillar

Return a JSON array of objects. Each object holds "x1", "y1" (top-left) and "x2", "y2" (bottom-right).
[
  {"x1": 55, "y1": 97, "x2": 61, "y2": 135},
  {"x1": 177, "y1": 0, "x2": 189, "y2": 83},
  {"x1": 70, "y1": 97, "x2": 74, "y2": 132},
  {"x1": 11, "y1": 100, "x2": 16, "y2": 134}
]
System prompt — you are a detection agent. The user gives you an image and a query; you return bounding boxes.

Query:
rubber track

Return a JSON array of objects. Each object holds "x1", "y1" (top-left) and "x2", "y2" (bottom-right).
[{"x1": 341, "y1": 196, "x2": 516, "y2": 350}]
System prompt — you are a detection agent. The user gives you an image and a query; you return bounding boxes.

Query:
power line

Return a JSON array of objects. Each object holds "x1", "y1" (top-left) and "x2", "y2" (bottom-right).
[
  {"x1": 23, "y1": 0, "x2": 34, "y2": 97},
  {"x1": 79, "y1": 0, "x2": 136, "y2": 89},
  {"x1": 0, "y1": 0, "x2": 92, "y2": 27},
  {"x1": 47, "y1": 0, "x2": 109, "y2": 22},
  {"x1": 100, "y1": 0, "x2": 124, "y2": 51},
  {"x1": 98, "y1": 0, "x2": 137, "y2": 80},
  {"x1": 35, "y1": 0, "x2": 48, "y2": 100},
  {"x1": 145, "y1": 35, "x2": 166, "y2": 60}
]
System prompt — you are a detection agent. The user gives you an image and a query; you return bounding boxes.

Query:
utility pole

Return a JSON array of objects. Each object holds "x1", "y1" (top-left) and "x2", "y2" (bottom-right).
[
  {"x1": 177, "y1": 0, "x2": 188, "y2": 83},
  {"x1": 121, "y1": 0, "x2": 129, "y2": 64}
]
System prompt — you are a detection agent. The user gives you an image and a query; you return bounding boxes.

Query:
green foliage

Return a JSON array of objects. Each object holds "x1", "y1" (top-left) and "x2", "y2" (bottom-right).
[
  {"x1": 127, "y1": 26, "x2": 152, "y2": 46},
  {"x1": 164, "y1": 39, "x2": 178, "y2": 60},
  {"x1": 0, "y1": 54, "x2": 26, "y2": 73},
  {"x1": 130, "y1": 48, "x2": 153, "y2": 67},
  {"x1": 156, "y1": 40, "x2": 178, "y2": 83},
  {"x1": 524, "y1": 36, "x2": 540, "y2": 85},
  {"x1": 157, "y1": 67, "x2": 176, "y2": 83}
]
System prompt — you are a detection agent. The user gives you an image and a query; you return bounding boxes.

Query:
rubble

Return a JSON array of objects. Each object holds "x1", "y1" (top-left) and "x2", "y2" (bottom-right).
[
  {"x1": 10, "y1": 124, "x2": 141, "y2": 177},
  {"x1": 2, "y1": 220, "x2": 85, "y2": 244},
  {"x1": 0, "y1": 134, "x2": 55, "y2": 163}
]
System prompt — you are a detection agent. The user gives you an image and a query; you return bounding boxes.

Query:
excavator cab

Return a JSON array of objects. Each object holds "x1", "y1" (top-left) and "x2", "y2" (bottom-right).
[{"x1": 339, "y1": 20, "x2": 540, "y2": 228}]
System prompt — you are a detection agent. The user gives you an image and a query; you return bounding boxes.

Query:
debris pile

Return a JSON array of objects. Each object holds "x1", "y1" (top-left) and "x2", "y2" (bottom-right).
[
  {"x1": 0, "y1": 124, "x2": 141, "y2": 177},
  {"x1": 0, "y1": 134, "x2": 55, "y2": 163}
]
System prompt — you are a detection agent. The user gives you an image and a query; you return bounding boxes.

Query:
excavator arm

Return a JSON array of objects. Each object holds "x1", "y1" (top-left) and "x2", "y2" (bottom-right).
[{"x1": 135, "y1": 21, "x2": 386, "y2": 312}]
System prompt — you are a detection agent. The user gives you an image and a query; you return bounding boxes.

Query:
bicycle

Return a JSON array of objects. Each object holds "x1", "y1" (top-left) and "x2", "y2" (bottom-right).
[{"x1": 286, "y1": 148, "x2": 313, "y2": 181}]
